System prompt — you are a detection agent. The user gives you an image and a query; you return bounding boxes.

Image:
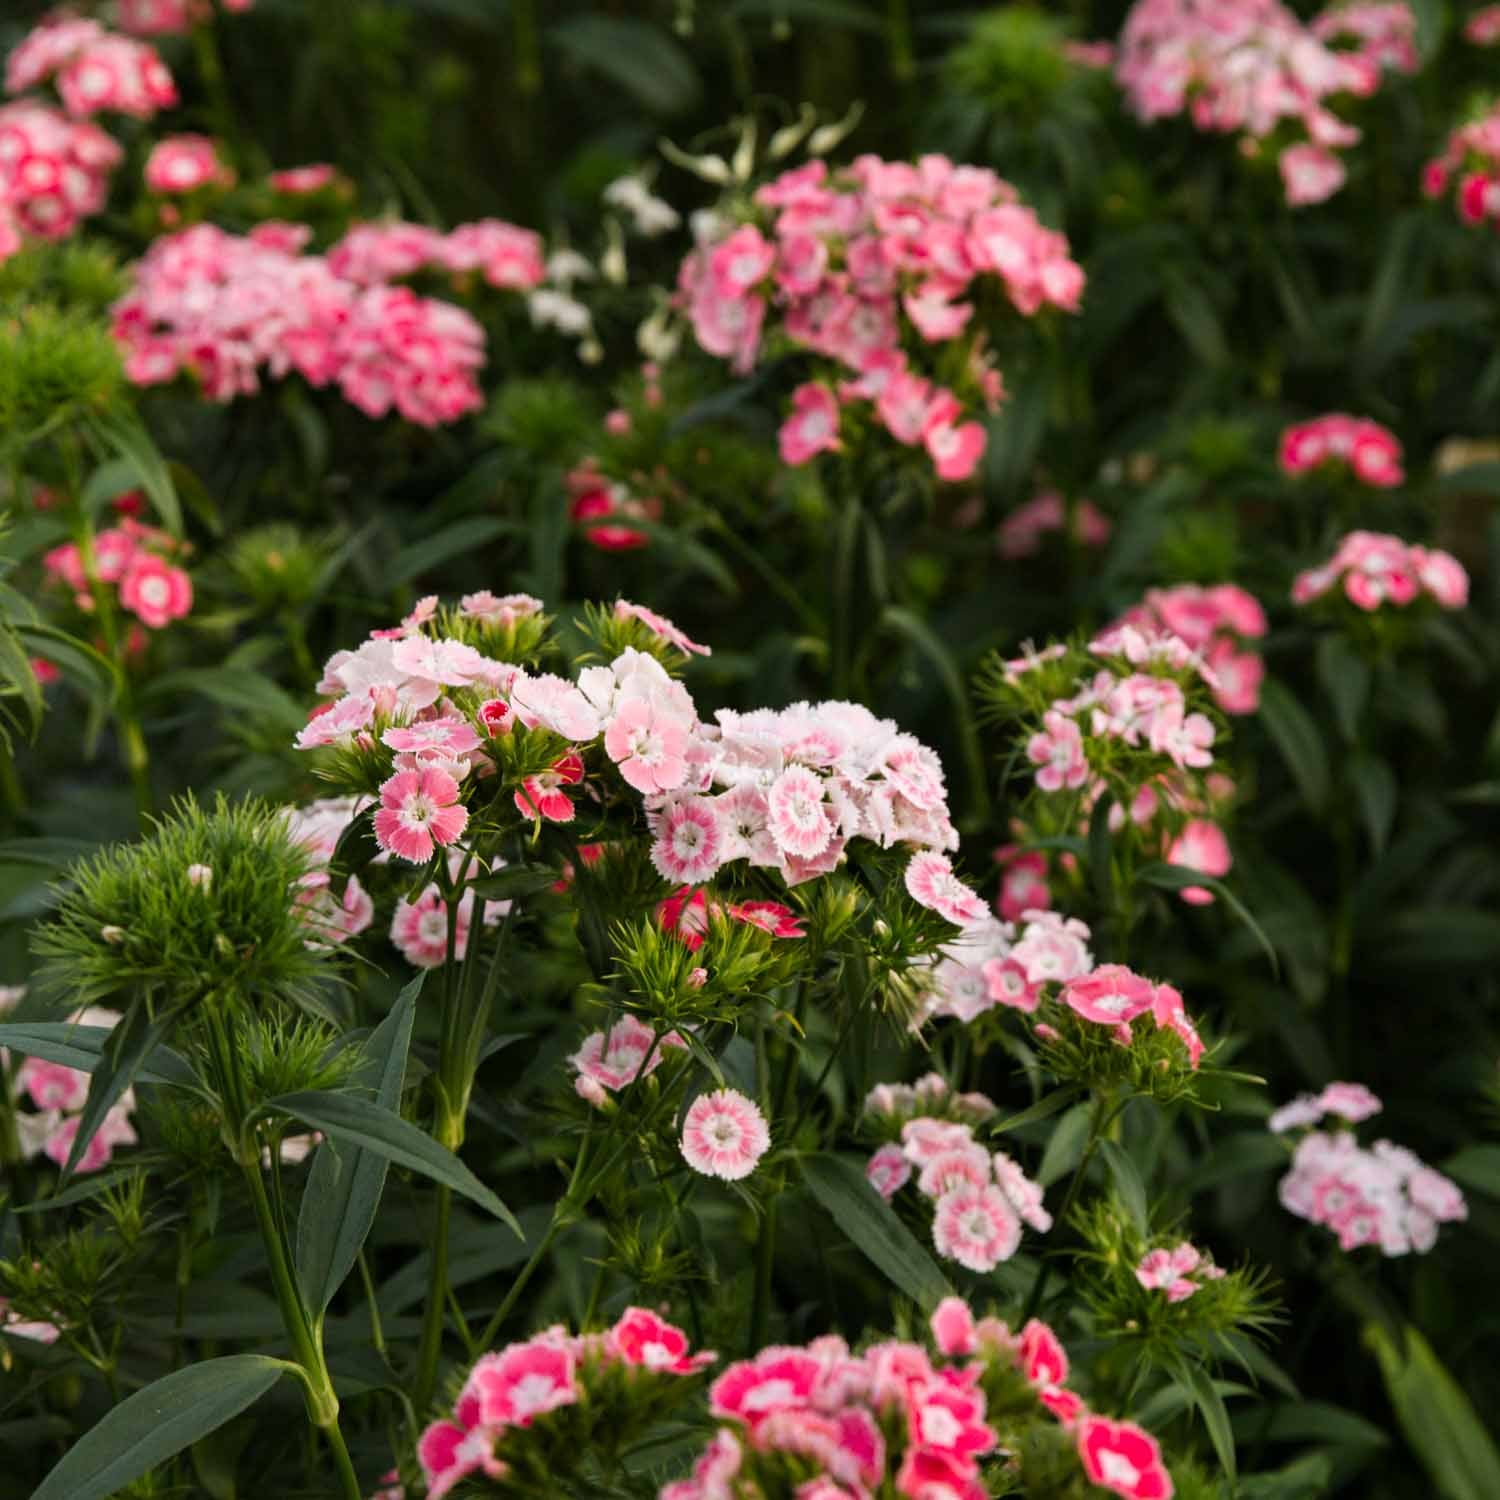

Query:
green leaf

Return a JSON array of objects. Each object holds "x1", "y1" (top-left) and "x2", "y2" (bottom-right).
[
  {"x1": 1171, "y1": 1354, "x2": 1238, "y2": 1480},
  {"x1": 1366, "y1": 1322, "x2": 1500, "y2": 1500},
  {"x1": 0, "y1": 1022, "x2": 196, "y2": 1088},
  {"x1": 1258, "y1": 678, "x2": 1330, "y2": 814},
  {"x1": 1099, "y1": 1140, "x2": 1149, "y2": 1237},
  {"x1": 144, "y1": 667, "x2": 305, "y2": 735},
  {"x1": 1163, "y1": 269, "x2": 1228, "y2": 366},
  {"x1": 549, "y1": 16, "x2": 702, "y2": 116},
  {"x1": 465, "y1": 865, "x2": 560, "y2": 902},
  {"x1": 1365, "y1": 909, "x2": 1500, "y2": 969},
  {"x1": 1087, "y1": 786, "x2": 1115, "y2": 910},
  {"x1": 16, "y1": 1164, "x2": 143, "y2": 1214},
  {"x1": 1037, "y1": 1102, "x2": 1092, "y2": 1186},
  {"x1": 31, "y1": 1355, "x2": 287, "y2": 1500},
  {"x1": 64, "y1": 1002, "x2": 183, "y2": 1178},
  {"x1": 269, "y1": 1089, "x2": 522, "y2": 1237},
  {"x1": 388, "y1": 517, "x2": 513, "y2": 588},
  {"x1": 1136, "y1": 862, "x2": 1278, "y2": 973},
  {"x1": 1442, "y1": 1145, "x2": 1500, "y2": 1200},
  {"x1": 991, "y1": 1084, "x2": 1084, "y2": 1134},
  {"x1": 296, "y1": 972, "x2": 421, "y2": 1315},
  {"x1": 801, "y1": 1152, "x2": 952, "y2": 1308},
  {"x1": 1316, "y1": 635, "x2": 1370, "y2": 745},
  {"x1": 1241, "y1": 1400, "x2": 1389, "y2": 1450},
  {"x1": 84, "y1": 409, "x2": 182, "y2": 537},
  {"x1": 1350, "y1": 753, "x2": 1397, "y2": 856}
]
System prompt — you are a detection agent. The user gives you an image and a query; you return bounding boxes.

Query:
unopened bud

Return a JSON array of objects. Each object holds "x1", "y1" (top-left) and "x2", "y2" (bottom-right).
[{"x1": 100, "y1": 925, "x2": 125, "y2": 945}]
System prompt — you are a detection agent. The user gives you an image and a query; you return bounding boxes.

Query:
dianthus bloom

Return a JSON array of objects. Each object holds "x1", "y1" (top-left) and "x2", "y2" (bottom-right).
[
  {"x1": 680, "y1": 1088, "x2": 770, "y2": 1181},
  {"x1": 118, "y1": 553, "x2": 193, "y2": 629},
  {"x1": 373, "y1": 767, "x2": 468, "y2": 863},
  {"x1": 1292, "y1": 530, "x2": 1467, "y2": 612},
  {"x1": 571, "y1": 1015, "x2": 685, "y2": 1107},
  {"x1": 904, "y1": 851, "x2": 989, "y2": 926},
  {"x1": 1078, "y1": 1415, "x2": 1175, "y2": 1499},
  {"x1": 144, "y1": 133, "x2": 231, "y2": 193},
  {"x1": 1279, "y1": 413, "x2": 1403, "y2": 487}
]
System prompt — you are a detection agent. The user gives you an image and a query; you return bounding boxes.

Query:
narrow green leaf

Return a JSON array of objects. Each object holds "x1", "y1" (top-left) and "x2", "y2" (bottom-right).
[
  {"x1": 85, "y1": 410, "x2": 182, "y2": 537},
  {"x1": 32, "y1": 1355, "x2": 287, "y2": 1500},
  {"x1": 1366, "y1": 1321, "x2": 1500, "y2": 1500},
  {"x1": 1136, "y1": 863, "x2": 1278, "y2": 973},
  {"x1": 1088, "y1": 787, "x2": 1115, "y2": 909},
  {"x1": 991, "y1": 1084, "x2": 1084, "y2": 1135},
  {"x1": 1258, "y1": 678, "x2": 1330, "y2": 814},
  {"x1": 549, "y1": 16, "x2": 702, "y2": 115},
  {"x1": 388, "y1": 517, "x2": 512, "y2": 588},
  {"x1": 296, "y1": 972, "x2": 421, "y2": 1314},
  {"x1": 1442, "y1": 1145, "x2": 1500, "y2": 1200},
  {"x1": 1316, "y1": 635, "x2": 1370, "y2": 745},
  {"x1": 465, "y1": 865, "x2": 560, "y2": 902},
  {"x1": 269, "y1": 1089, "x2": 522, "y2": 1237},
  {"x1": 1172, "y1": 1354, "x2": 1238, "y2": 1480},
  {"x1": 64, "y1": 1002, "x2": 183, "y2": 1178},
  {"x1": 0, "y1": 1022, "x2": 196, "y2": 1088},
  {"x1": 801, "y1": 1152, "x2": 952, "y2": 1309},
  {"x1": 1099, "y1": 1140, "x2": 1149, "y2": 1237},
  {"x1": 1350, "y1": 753, "x2": 1397, "y2": 856}
]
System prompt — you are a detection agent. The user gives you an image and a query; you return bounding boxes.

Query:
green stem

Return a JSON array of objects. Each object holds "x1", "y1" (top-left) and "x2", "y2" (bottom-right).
[
  {"x1": 411, "y1": 1184, "x2": 452, "y2": 1415},
  {"x1": 476, "y1": 1217, "x2": 561, "y2": 1351},
  {"x1": 749, "y1": 1196, "x2": 777, "y2": 1353}
]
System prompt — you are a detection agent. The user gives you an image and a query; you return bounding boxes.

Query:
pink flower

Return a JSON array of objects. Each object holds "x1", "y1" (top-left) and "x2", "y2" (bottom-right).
[
  {"x1": 726, "y1": 901, "x2": 805, "y2": 939},
  {"x1": 930, "y1": 1296, "x2": 977, "y2": 1356},
  {"x1": 995, "y1": 848, "x2": 1049, "y2": 922},
  {"x1": 465, "y1": 1338, "x2": 578, "y2": 1426},
  {"x1": 1279, "y1": 144, "x2": 1346, "y2": 206},
  {"x1": 779, "y1": 383, "x2": 842, "y2": 466},
  {"x1": 992, "y1": 1151, "x2": 1051, "y2": 1232},
  {"x1": 390, "y1": 886, "x2": 467, "y2": 969},
  {"x1": 1166, "y1": 819, "x2": 1231, "y2": 905},
  {"x1": 605, "y1": 699, "x2": 691, "y2": 794},
  {"x1": 1063, "y1": 964, "x2": 1156, "y2": 1026},
  {"x1": 1411, "y1": 546, "x2": 1469, "y2": 609},
  {"x1": 373, "y1": 767, "x2": 468, "y2": 863},
  {"x1": 932, "y1": 1184, "x2": 1021, "y2": 1271},
  {"x1": 118, "y1": 554, "x2": 192, "y2": 629},
  {"x1": 572, "y1": 1015, "x2": 680, "y2": 1102},
  {"x1": 710, "y1": 1348, "x2": 823, "y2": 1429},
  {"x1": 514, "y1": 752, "x2": 585, "y2": 823},
  {"x1": 609, "y1": 1307, "x2": 715, "y2": 1374},
  {"x1": 651, "y1": 798, "x2": 725, "y2": 885},
  {"x1": 1019, "y1": 1318, "x2": 1069, "y2": 1387},
  {"x1": 462, "y1": 590, "x2": 542, "y2": 627},
  {"x1": 415, "y1": 1416, "x2": 499, "y2": 1500},
  {"x1": 982, "y1": 955, "x2": 1041, "y2": 1013},
  {"x1": 680, "y1": 1089, "x2": 770, "y2": 1181},
  {"x1": 382, "y1": 716, "x2": 482, "y2": 758},
  {"x1": 508, "y1": 671, "x2": 602, "y2": 740},
  {"x1": 1026, "y1": 710, "x2": 1087, "y2": 791},
  {"x1": 904, "y1": 851, "x2": 988, "y2": 926},
  {"x1": 917, "y1": 1146, "x2": 992, "y2": 1200},
  {"x1": 1147, "y1": 702, "x2": 1215, "y2": 770},
  {"x1": 709, "y1": 225, "x2": 775, "y2": 299},
  {"x1": 144, "y1": 134, "x2": 229, "y2": 193},
  {"x1": 613, "y1": 600, "x2": 711, "y2": 656},
  {"x1": 866, "y1": 1143, "x2": 913, "y2": 1199},
  {"x1": 1318, "y1": 1081, "x2": 1382, "y2": 1122},
  {"x1": 767, "y1": 765, "x2": 835, "y2": 858},
  {"x1": 1077, "y1": 1415, "x2": 1174, "y2": 1500},
  {"x1": 924, "y1": 416, "x2": 987, "y2": 483},
  {"x1": 1205, "y1": 638, "x2": 1264, "y2": 715},
  {"x1": 19, "y1": 1057, "x2": 88, "y2": 1112}
]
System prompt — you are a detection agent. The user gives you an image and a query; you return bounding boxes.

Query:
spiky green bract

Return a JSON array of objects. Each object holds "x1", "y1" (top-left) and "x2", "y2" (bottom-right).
[
  {"x1": 223, "y1": 524, "x2": 342, "y2": 615},
  {"x1": 575, "y1": 600, "x2": 693, "y2": 673},
  {"x1": 486, "y1": 374, "x2": 594, "y2": 459},
  {"x1": 33, "y1": 796, "x2": 337, "y2": 1011},
  {"x1": 437, "y1": 599, "x2": 552, "y2": 667},
  {"x1": 0, "y1": 303, "x2": 124, "y2": 447},
  {"x1": 0, "y1": 239, "x2": 126, "y2": 314},
  {"x1": 608, "y1": 911, "x2": 783, "y2": 1026},
  {"x1": 1072, "y1": 1197, "x2": 1280, "y2": 1368},
  {"x1": 947, "y1": 6, "x2": 1072, "y2": 117},
  {"x1": 1024, "y1": 1000, "x2": 1209, "y2": 1105}
]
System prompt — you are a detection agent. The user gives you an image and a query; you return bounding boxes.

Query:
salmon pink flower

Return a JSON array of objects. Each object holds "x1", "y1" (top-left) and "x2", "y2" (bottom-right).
[
  {"x1": 982, "y1": 955, "x2": 1040, "y2": 1012},
  {"x1": 924, "y1": 416, "x2": 986, "y2": 482},
  {"x1": 144, "y1": 133, "x2": 229, "y2": 193},
  {"x1": 382, "y1": 715, "x2": 482, "y2": 758},
  {"x1": 930, "y1": 1296, "x2": 976, "y2": 1356},
  {"x1": 614, "y1": 600, "x2": 710, "y2": 656},
  {"x1": 1150, "y1": 983, "x2": 1205, "y2": 1068},
  {"x1": 19, "y1": 1057, "x2": 89, "y2": 1112},
  {"x1": 571, "y1": 1015, "x2": 680, "y2": 1104},
  {"x1": 373, "y1": 766, "x2": 467, "y2": 863},
  {"x1": 905, "y1": 851, "x2": 988, "y2": 926},
  {"x1": 1019, "y1": 1318, "x2": 1069, "y2": 1387},
  {"x1": 1165, "y1": 819, "x2": 1231, "y2": 905},
  {"x1": 1280, "y1": 143, "x2": 1345, "y2": 205},
  {"x1": 681, "y1": 1088, "x2": 770, "y2": 1181},
  {"x1": 1077, "y1": 1415, "x2": 1173, "y2": 1500},
  {"x1": 709, "y1": 224, "x2": 775, "y2": 299},
  {"x1": 932, "y1": 1183, "x2": 1021, "y2": 1271},
  {"x1": 44, "y1": 1104, "x2": 137, "y2": 1174},
  {"x1": 779, "y1": 382, "x2": 842, "y2": 466},
  {"x1": 1318, "y1": 1081, "x2": 1381, "y2": 1121},
  {"x1": 1147, "y1": 702, "x2": 1215, "y2": 770},
  {"x1": 390, "y1": 886, "x2": 467, "y2": 969}
]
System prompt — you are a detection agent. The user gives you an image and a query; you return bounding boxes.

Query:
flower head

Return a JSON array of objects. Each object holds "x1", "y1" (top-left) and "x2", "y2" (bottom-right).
[{"x1": 681, "y1": 1088, "x2": 770, "y2": 1181}]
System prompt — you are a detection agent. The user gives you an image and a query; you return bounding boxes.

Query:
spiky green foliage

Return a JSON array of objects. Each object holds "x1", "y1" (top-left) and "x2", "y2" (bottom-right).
[
  {"x1": 32, "y1": 795, "x2": 337, "y2": 1010},
  {"x1": 0, "y1": 304, "x2": 124, "y2": 448}
]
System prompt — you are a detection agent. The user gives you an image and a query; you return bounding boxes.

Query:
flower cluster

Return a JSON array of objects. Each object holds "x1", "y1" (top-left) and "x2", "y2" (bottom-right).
[
  {"x1": 5, "y1": 16, "x2": 177, "y2": 120},
  {"x1": 1465, "y1": 6, "x2": 1500, "y2": 45},
  {"x1": 1112, "y1": 583, "x2": 1267, "y2": 715},
  {"x1": 863, "y1": 1081, "x2": 1051, "y2": 1272},
  {"x1": 1115, "y1": 0, "x2": 1418, "y2": 206},
  {"x1": 326, "y1": 216, "x2": 545, "y2": 291},
  {"x1": 1291, "y1": 530, "x2": 1469, "y2": 611},
  {"x1": 1422, "y1": 100, "x2": 1500, "y2": 229},
  {"x1": 1278, "y1": 412, "x2": 1404, "y2": 487},
  {"x1": 419, "y1": 1309, "x2": 714, "y2": 1500},
  {"x1": 997, "y1": 489, "x2": 1112, "y2": 560},
  {"x1": 1272, "y1": 1084, "x2": 1467, "y2": 1255},
  {"x1": 668, "y1": 1297, "x2": 1176, "y2": 1500},
  {"x1": 0, "y1": 100, "x2": 122, "y2": 253},
  {"x1": 43, "y1": 516, "x2": 193, "y2": 633},
  {"x1": 679, "y1": 152, "x2": 1083, "y2": 483},
  {"x1": 9, "y1": 1003, "x2": 138, "y2": 1174},
  {"x1": 1134, "y1": 1240, "x2": 1226, "y2": 1302},
  {"x1": 112, "y1": 224, "x2": 487, "y2": 425}
]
